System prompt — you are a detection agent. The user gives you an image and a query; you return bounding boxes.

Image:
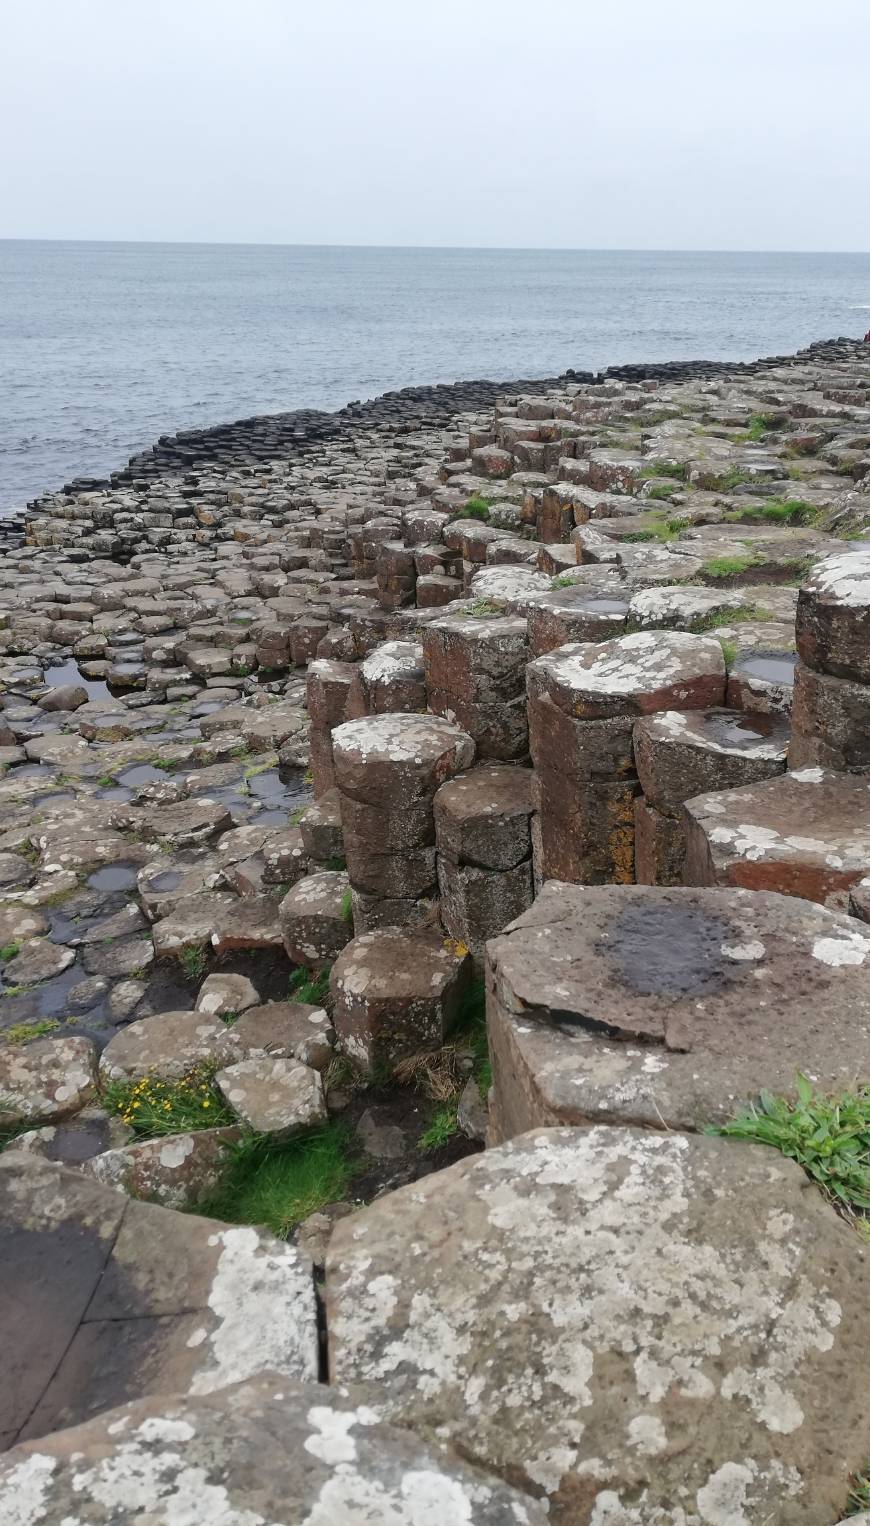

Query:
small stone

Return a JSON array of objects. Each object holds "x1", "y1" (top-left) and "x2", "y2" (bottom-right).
[
  {"x1": 195, "y1": 972, "x2": 260, "y2": 1018},
  {"x1": 216, "y1": 1057, "x2": 326, "y2": 1137}
]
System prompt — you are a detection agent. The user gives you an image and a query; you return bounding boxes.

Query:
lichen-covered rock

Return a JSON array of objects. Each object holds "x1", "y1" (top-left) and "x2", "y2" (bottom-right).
[
  {"x1": 0, "y1": 1154, "x2": 317, "y2": 1446},
  {"x1": 326, "y1": 1126, "x2": 870, "y2": 1525},
  {"x1": 195, "y1": 971, "x2": 260, "y2": 1018},
  {"x1": 682, "y1": 767, "x2": 870, "y2": 908},
  {"x1": 82, "y1": 1126, "x2": 239, "y2": 1208},
  {"x1": 0, "y1": 1036, "x2": 97, "y2": 1128},
  {"x1": 216, "y1": 1056, "x2": 326, "y2": 1137},
  {"x1": 795, "y1": 548, "x2": 870, "y2": 683},
  {"x1": 99, "y1": 1010, "x2": 242, "y2": 1082},
  {"x1": 233, "y1": 999, "x2": 335, "y2": 1069},
  {"x1": 280, "y1": 870, "x2": 354, "y2": 967},
  {"x1": 330, "y1": 929, "x2": 470, "y2": 1071},
  {"x1": 0, "y1": 1374, "x2": 547, "y2": 1524}
]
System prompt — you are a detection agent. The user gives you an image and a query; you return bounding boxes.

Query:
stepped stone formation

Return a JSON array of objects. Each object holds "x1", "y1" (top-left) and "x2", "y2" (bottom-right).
[{"x1": 2, "y1": 337, "x2": 870, "y2": 1521}]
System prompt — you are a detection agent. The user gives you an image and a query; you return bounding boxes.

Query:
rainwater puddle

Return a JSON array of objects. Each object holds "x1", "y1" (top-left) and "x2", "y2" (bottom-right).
[
  {"x1": 87, "y1": 863, "x2": 139, "y2": 892},
  {"x1": 43, "y1": 659, "x2": 111, "y2": 703}
]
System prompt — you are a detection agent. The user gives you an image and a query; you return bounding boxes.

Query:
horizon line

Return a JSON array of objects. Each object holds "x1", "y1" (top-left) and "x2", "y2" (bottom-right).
[{"x1": 1, "y1": 237, "x2": 869, "y2": 257}]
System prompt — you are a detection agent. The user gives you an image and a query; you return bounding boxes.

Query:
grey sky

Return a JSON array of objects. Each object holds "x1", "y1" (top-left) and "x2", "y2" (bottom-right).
[{"x1": 3, "y1": 0, "x2": 869, "y2": 250}]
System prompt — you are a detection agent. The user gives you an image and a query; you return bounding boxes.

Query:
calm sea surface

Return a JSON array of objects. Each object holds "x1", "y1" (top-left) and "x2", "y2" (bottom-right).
[{"x1": 1, "y1": 242, "x2": 868, "y2": 512}]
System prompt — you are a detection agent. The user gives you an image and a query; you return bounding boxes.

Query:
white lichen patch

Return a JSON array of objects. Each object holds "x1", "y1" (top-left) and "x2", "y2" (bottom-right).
[
  {"x1": 327, "y1": 1127, "x2": 860, "y2": 1521},
  {"x1": 188, "y1": 1226, "x2": 318, "y2": 1392}
]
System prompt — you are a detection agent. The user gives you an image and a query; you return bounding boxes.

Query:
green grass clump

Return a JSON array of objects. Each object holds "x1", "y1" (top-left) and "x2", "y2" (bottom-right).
[
  {"x1": 455, "y1": 497, "x2": 492, "y2": 522},
  {"x1": 740, "y1": 413, "x2": 785, "y2": 442},
  {"x1": 2, "y1": 1019, "x2": 60, "y2": 1045},
  {"x1": 717, "y1": 637, "x2": 738, "y2": 667},
  {"x1": 289, "y1": 806, "x2": 308, "y2": 825},
  {"x1": 646, "y1": 483, "x2": 679, "y2": 502},
  {"x1": 551, "y1": 573, "x2": 579, "y2": 589},
  {"x1": 339, "y1": 889, "x2": 354, "y2": 925},
  {"x1": 688, "y1": 604, "x2": 776, "y2": 634},
  {"x1": 101, "y1": 1065, "x2": 234, "y2": 1137},
  {"x1": 638, "y1": 461, "x2": 688, "y2": 481},
  {"x1": 197, "y1": 1121, "x2": 356, "y2": 1237},
  {"x1": 180, "y1": 945, "x2": 207, "y2": 983},
  {"x1": 622, "y1": 517, "x2": 689, "y2": 546},
  {"x1": 288, "y1": 966, "x2": 331, "y2": 1006},
  {"x1": 706, "y1": 468, "x2": 753, "y2": 492},
  {"x1": 725, "y1": 498, "x2": 821, "y2": 527},
  {"x1": 845, "y1": 1471, "x2": 870, "y2": 1515},
  {"x1": 714, "y1": 1074, "x2": 870, "y2": 1217},
  {"x1": 97, "y1": 774, "x2": 116, "y2": 788},
  {"x1": 0, "y1": 944, "x2": 21, "y2": 962},
  {"x1": 466, "y1": 599, "x2": 501, "y2": 617},
  {"x1": 418, "y1": 1101, "x2": 460, "y2": 1152},
  {"x1": 702, "y1": 553, "x2": 760, "y2": 579}
]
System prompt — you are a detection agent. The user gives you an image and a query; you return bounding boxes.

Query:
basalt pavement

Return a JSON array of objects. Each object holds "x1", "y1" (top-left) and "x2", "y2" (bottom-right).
[{"x1": 2, "y1": 340, "x2": 870, "y2": 1522}]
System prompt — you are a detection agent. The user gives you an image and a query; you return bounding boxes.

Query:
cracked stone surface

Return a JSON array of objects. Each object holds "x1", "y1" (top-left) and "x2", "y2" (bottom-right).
[
  {"x1": 0, "y1": 1154, "x2": 317, "y2": 1448},
  {"x1": 326, "y1": 1125, "x2": 870, "y2": 1526}
]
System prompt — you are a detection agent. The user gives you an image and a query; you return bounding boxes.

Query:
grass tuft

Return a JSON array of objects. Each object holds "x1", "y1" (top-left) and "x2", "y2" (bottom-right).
[
  {"x1": 0, "y1": 944, "x2": 21, "y2": 963},
  {"x1": 197, "y1": 1121, "x2": 356, "y2": 1237},
  {"x1": 454, "y1": 497, "x2": 492, "y2": 522},
  {"x1": 418, "y1": 1101, "x2": 460, "y2": 1152},
  {"x1": 845, "y1": 1471, "x2": 870, "y2": 1516},
  {"x1": 714, "y1": 1074, "x2": 870, "y2": 1219},
  {"x1": 101, "y1": 1064, "x2": 234, "y2": 1136},
  {"x1": 288, "y1": 966, "x2": 331, "y2": 1006},
  {"x1": 702, "y1": 553, "x2": 759, "y2": 579},
  {"x1": 180, "y1": 945, "x2": 207, "y2": 983},
  {"x1": 339, "y1": 889, "x2": 354, "y2": 925}
]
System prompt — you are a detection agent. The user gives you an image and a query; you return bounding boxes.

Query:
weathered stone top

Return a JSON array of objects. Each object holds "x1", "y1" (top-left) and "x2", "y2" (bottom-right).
[
  {"x1": 326, "y1": 1124, "x2": 870, "y2": 1524},
  {"x1": 527, "y1": 630, "x2": 726, "y2": 718},
  {"x1": 331, "y1": 712, "x2": 476, "y2": 768}
]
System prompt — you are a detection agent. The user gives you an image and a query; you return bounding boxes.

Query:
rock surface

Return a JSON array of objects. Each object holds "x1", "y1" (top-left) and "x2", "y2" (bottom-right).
[
  {"x1": 0, "y1": 1374, "x2": 547, "y2": 1525},
  {"x1": 327, "y1": 1126, "x2": 870, "y2": 1525}
]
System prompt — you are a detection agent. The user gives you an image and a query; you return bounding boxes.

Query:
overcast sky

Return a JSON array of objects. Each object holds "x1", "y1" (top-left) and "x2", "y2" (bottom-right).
[{"x1": 3, "y1": 0, "x2": 869, "y2": 250}]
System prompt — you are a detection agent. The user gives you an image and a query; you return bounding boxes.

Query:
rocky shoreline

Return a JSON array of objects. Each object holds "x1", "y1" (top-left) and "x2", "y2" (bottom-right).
[{"x1": 2, "y1": 333, "x2": 870, "y2": 1522}]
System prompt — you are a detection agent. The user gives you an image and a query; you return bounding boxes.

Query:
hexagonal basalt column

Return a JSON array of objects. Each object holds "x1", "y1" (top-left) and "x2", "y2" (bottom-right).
[
  {"x1": 332, "y1": 713, "x2": 475, "y2": 929},
  {"x1": 434, "y1": 763, "x2": 534, "y2": 954},
  {"x1": 527, "y1": 631, "x2": 725, "y2": 884},
  {"x1": 485, "y1": 880, "x2": 870, "y2": 1142},
  {"x1": 330, "y1": 928, "x2": 471, "y2": 1070},
  {"x1": 306, "y1": 658, "x2": 356, "y2": 796},
  {"x1": 423, "y1": 613, "x2": 530, "y2": 761},
  {"x1": 633, "y1": 708, "x2": 789, "y2": 885},
  {"x1": 682, "y1": 767, "x2": 870, "y2": 909},
  {"x1": 526, "y1": 586, "x2": 629, "y2": 656},
  {"x1": 792, "y1": 551, "x2": 870, "y2": 766},
  {"x1": 345, "y1": 640, "x2": 425, "y2": 719}
]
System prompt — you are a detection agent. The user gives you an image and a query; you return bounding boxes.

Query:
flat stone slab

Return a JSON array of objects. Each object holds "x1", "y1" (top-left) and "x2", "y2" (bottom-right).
[
  {"x1": 0, "y1": 1374, "x2": 546, "y2": 1524},
  {"x1": 683, "y1": 766, "x2": 870, "y2": 908},
  {"x1": 486, "y1": 881, "x2": 870, "y2": 1137},
  {"x1": 326, "y1": 1125, "x2": 870, "y2": 1525},
  {"x1": 0, "y1": 1154, "x2": 317, "y2": 1447},
  {"x1": 527, "y1": 630, "x2": 725, "y2": 719},
  {"x1": 215, "y1": 1056, "x2": 326, "y2": 1136},
  {"x1": 100, "y1": 1010, "x2": 243, "y2": 1082}
]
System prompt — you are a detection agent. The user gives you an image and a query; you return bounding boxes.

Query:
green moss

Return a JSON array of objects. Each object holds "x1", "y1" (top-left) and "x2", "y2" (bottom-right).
[
  {"x1": 466, "y1": 599, "x2": 501, "y2": 617},
  {"x1": 0, "y1": 944, "x2": 21, "y2": 962},
  {"x1": 2, "y1": 1019, "x2": 60, "y2": 1044},
  {"x1": 705, "y1": 468, "x2": 754, "y2": 492},
  {"x1": 196, "y1": 1121, "x2": 357, "y2": 1237}
]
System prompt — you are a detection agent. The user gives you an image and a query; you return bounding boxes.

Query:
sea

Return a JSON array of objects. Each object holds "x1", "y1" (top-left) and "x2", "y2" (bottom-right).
[{"x1": 1, "y1": 242, "x2": 868, "y2": 514}]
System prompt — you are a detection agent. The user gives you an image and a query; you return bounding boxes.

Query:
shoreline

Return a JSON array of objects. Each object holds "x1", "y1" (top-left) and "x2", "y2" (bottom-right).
[{"x1": 7, "y1": 334, "x2": 862, "y2": 544}]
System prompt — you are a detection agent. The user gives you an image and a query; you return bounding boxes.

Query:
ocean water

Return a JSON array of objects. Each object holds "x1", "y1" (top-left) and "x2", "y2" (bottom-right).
[{"x1": 1, "y1": 241, "x2": 868, "y2": 513}]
